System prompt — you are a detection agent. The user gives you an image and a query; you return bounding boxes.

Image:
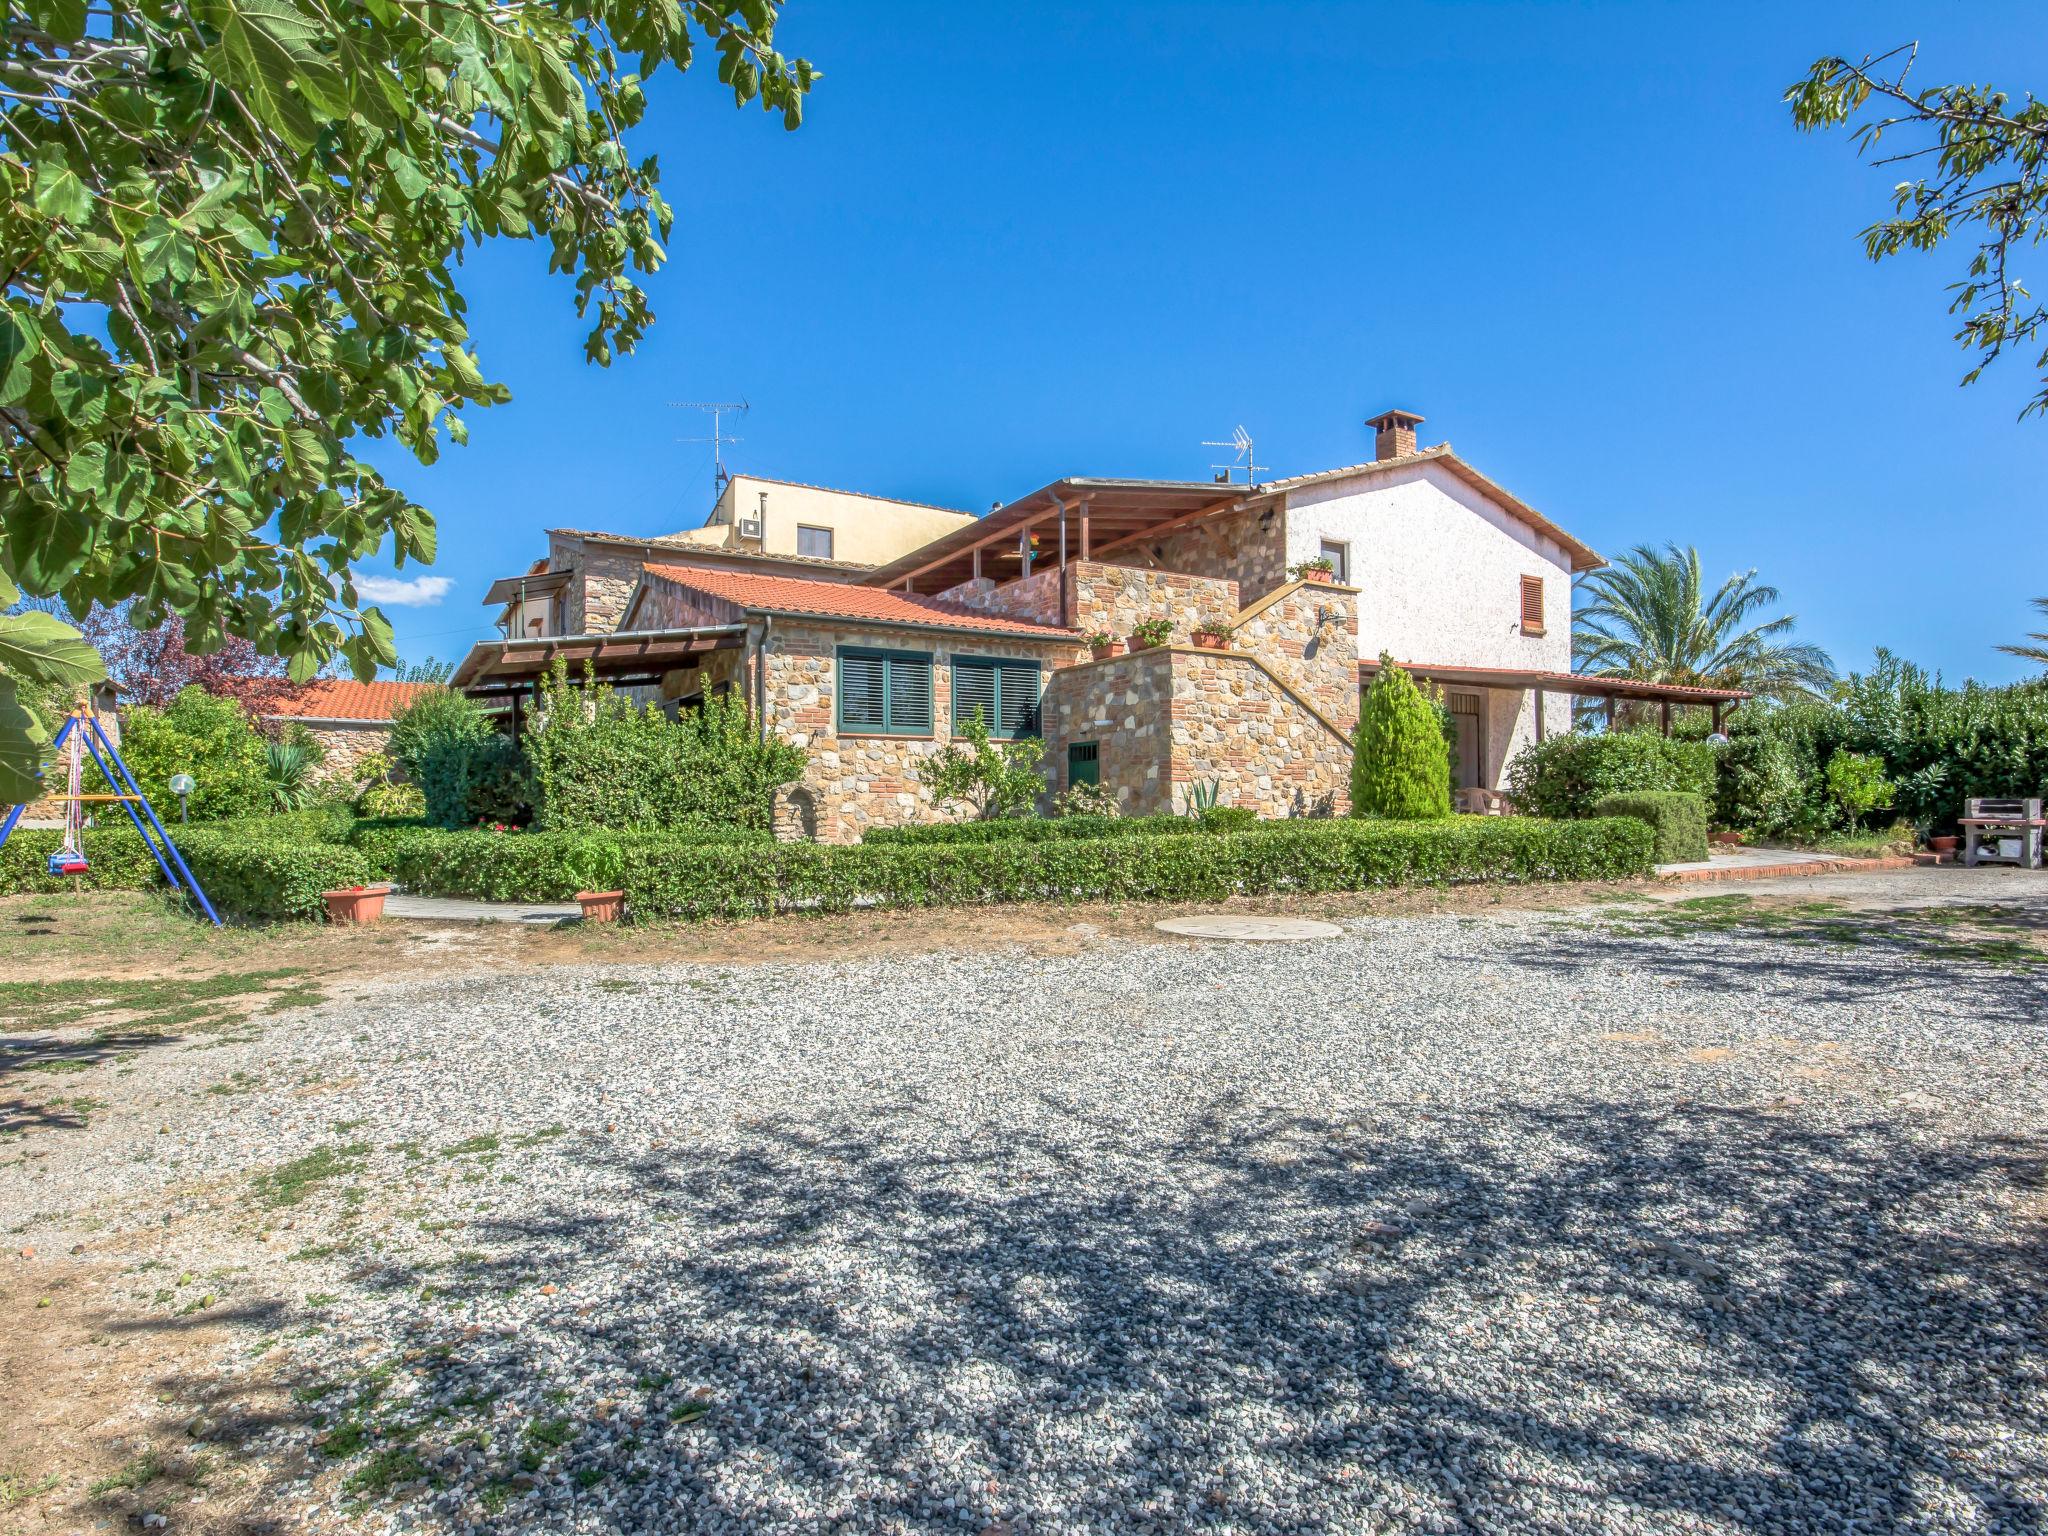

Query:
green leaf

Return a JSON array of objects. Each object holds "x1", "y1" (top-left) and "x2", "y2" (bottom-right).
[
  {"x1": 33, "y1": 146, "x2": 93, "y2": 224},
  {"x1": 42, "y1": 0, "x2": 86, "y2": 43},
  {"x1": 133, "y1": 215, "x2": 198, "y2": 285},
  {"x1": 4, "y1": 501, "x2": 94, "y2": 591},
  {"x1": 0, "y1": 677, "x2": 48, "y2": 807},
  {"x1": 202, "y1": 0, "x2": 344, "y2": 151},
  {"x1": 0, "y1": 610, "x2": 107, "y2": 692},
  {"x1": 0, "y1": 310, "x2": 39, "y2": 406}
]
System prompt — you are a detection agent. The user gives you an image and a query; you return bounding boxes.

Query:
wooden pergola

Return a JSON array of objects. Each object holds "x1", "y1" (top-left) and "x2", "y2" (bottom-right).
[
  {"x1": 1356, "y1": 660, "x2": 1749, "y2": 738},
  {"x1": 449, "y1": 626, "x2": 746, "y2": 735},
  {"x1": 860, "y1": 478, "x2": 1261, "y2": 597}
]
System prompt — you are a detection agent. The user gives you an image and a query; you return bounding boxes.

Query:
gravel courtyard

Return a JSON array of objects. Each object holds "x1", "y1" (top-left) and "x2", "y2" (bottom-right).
[{"x1": 5, "y1": 870, "x2": 2048, "y2": 1535}]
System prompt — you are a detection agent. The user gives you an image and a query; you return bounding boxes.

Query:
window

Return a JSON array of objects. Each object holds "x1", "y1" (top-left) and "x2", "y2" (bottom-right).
[
  {"x1": 1319, "y1": 540, "x2": 1350, "y2": 585},
  {"x1": 952, "y1": 656, "x2": 1042, "y2": 738},
  {"x1": 1067, "y1": 741, "x2": 1100, "y2": 787},
  {"x1": 1519, "y1": 574, "x2": 1546, "y2": 635},
  {"x1": 797, "y1": 525, "x2": 834, "y2": 560},
  {"x1": 836, "y1": 646, "x2": 932, "y2": 735}
]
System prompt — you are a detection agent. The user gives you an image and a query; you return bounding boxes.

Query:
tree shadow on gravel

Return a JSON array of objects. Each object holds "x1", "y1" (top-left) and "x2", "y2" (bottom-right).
[
  {"x1": 110, "y1": 1084, "x2": 2048, "y2": 1535},
  {"x1": 1515, "y1": 901, "x2": 2048, "y2": 1027}
]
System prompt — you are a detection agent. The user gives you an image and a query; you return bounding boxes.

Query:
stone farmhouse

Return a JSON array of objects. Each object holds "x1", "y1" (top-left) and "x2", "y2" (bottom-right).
[
  {"x1": 266, "y1": 679, "x2": 438, "y2": 781},
  {"x1": 452, "y1": 409, "x2": 1741, "y2": 840}
]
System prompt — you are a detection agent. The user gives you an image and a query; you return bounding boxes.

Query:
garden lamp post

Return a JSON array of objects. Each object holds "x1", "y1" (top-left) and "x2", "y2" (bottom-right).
[{"x1": 169, "y1": 773, "x2": 195, "y2": 822}]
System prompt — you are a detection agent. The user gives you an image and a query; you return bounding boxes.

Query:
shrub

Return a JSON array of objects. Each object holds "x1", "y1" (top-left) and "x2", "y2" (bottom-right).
[
  {"x1": 622, "y1": 816, "x2": 1658, "y2": 921},
  {"x1": 264, "y1": 740, "x2": 317, "y2": 812},
  {"x1": 347, "y1": 823, "x2": 770, "y2": 901},
  {"x1": 1591, "y1": 791, "x2": 1709, "y2": 864},
  {"x1": 1053, "y1": 780, "x2": 1119, "y2": 818},
  {"x1": 524, "y1": 666, "x2": 803, "y2": 833},
  {"x1": 917, "y1": 711, "x2": 1046, "y2": 821},
  {"x1": 386, "y1": 688, "x2": 493, "y2": 780},
  {"x1": 358, "y1": 780, "x2": 427, "y2": 818},
  {"x1": 419, "y1": 732, "x2": 533, "y2": 829},
  {"x1": 175, "y1": 828, "x2": 374, "y2": 920},
  {"x1": 118, "y1": 687, "x2": 269, "y2": 821},
  {"x1": 1196, "y1": 805, "x2": 1258, "y2": 833},
  {"x1": 1824, "y1": 749, "x2": 1895, "y2": 823},
  {"x1": 1506, "y1": 730, "x2": 1718, "y2": 820},
  {"x1": 865, "y1": 814, "x2": 1205, "y2": 846},
  {"x1": 1352, "y1": 657, "x2": 1451, "y2": 820},
  {"x1": 0, "y1": 826, "x2": 174, "y2": 895},
  {"x1": 1712, "y1": 733, "x2": 1815, "y2": 839}
]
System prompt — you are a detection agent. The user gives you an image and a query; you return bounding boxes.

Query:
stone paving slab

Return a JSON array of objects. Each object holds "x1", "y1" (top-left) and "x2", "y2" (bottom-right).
[{"x1": 381, "y1": 893, "x2": 581, "y2": 924}]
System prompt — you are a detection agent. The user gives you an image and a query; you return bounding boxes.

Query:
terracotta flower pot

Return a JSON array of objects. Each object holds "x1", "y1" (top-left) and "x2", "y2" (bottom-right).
[
  {"x1": 1927, "y1": 835, "x2": 1959, "y2": 855},
  {"x1": 577, "y1": 890, "x2": 625, "y2": 923},
  {"x1": 1127, "y1": 635, "x2": 1156, "y2": 652},
  {"x1": 1299, "y1": 568, "x2": 1333, "y2": 584},
  {"x1": 1709, "y1": 830, "x2": 1745, "y2": 846},
  {"x1": 322, "y1": 885, "x2": 390, "y2": 924},
  {"x1": 1090, "y1": 640, "x2": 1125, "y2": 659},
  {"x1": 1192, "y1": 632, "x2": 1229, "y2": 650}
]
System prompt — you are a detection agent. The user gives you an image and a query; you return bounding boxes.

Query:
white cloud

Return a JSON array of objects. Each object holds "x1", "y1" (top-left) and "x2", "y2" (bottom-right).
[{"x1": 357, "y1": 575, "x2": 454, "y2": 608}]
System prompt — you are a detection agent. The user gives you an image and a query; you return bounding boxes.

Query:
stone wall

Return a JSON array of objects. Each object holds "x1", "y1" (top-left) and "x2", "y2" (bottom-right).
[
  {"x1": 294, "y1": 722, "x2": 393, "y2": 783},
  {"x1": 1066, "y1": 562, "x2": 1237, "y2": 645},
  {"x1": 758, "y1": 620, "x2": 1082, "y2": 842},
  {"x1": 1039, "y1": 645, "x2": 1353, "y2": 820},
  {"x1": 548, "y1": 534, "x2": 645, "y2": 636},
  {"x1": 1040, "y1": 647, "x2": 1174, "y2": 815},
  {"x1": 937, "y1": 568, "x2": 1064, "y2": 626},
  {"x1": 1126, "y1": 505, "x2": 1289, "y2": 607},
  {"x1": 1230, "y1": 579, "x2": 1361, "y2": 731}
]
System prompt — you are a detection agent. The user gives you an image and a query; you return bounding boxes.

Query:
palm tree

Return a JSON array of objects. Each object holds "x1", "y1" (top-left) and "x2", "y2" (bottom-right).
[
  {"x1": 1573, "y1": 544, "x2": 1835, "y2": 710},
  {"x1": 1997, "y1": 598, "x2": 2048, "y2": 667}
]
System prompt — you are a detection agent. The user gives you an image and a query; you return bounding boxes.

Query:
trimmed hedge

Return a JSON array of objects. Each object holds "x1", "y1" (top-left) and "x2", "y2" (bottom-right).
[
  {"x1": 865, "y1": 814, "x2": 1207, "y2": 846},
  {"x1": 1506, "y1": 732, "x2": 1718, "y2": 820},
  {"x1": 349, "y1": 823, "x2": 772, "y2": 901},
  {"x1": 0, "y1": 817, "x2": 370, "y2": 919},
  {"x1": 1591, "y1": 791, "x2": 1709, "y2": 865},
  {"x1": 622, "y1": 815, "x2": 1658, "y2": 921},
  {"x1": 175, "y1": 828, "x2": 374, "y2": 920}
]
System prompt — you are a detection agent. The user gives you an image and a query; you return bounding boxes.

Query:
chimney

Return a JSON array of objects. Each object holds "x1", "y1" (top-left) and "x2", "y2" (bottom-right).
[{"x1": 1365, "y1": 408, "x2": 1425, "y2": 462}]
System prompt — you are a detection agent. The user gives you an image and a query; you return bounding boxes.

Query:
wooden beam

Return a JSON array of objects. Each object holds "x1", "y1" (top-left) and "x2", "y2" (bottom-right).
[
  {"x1": 1604, "y1": 696, "x2": 1615, "y2": 732},
  {"x1": 1078, "y1": 499, "x2": 1091, "y2": 560},
  {"x1": 1090, "y1": 495, "x2": 1245, "y2": 561},
  {"x1": 883, "y1": 510, "x2": 1052, "y2": 591},
  {"x1": 971, "y1": 545, "x2": 981, "y2": 581},
  {"x1": 1535, "y1": 688, "x2": 1545, "y2": 742},
  {"x1": 1660, "y1": 699, "x2": 1672, "y2": 737}
]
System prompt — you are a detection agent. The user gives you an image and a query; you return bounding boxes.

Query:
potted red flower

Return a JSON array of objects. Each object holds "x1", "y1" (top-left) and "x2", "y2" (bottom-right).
[
  {"x1": 1086, "y1": 631, "x2": 1124, "y2": 660},
  {"x1": 1127, "y1": 618, "x2": 1173, "y2": 652},
  {"x1": 322, "y1": 884, "x2": 391, "y2": 924},
  {"x1": 1290, "y1": 557, "x2": 1336, "y2": 585},
  {"x1": 1191, "y1": 620, "x2": 1233, "y2": 651}
]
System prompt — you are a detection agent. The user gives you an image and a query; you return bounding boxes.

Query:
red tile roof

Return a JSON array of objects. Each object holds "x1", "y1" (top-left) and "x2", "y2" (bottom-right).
[
  {"x1": 641, "y1": 563, "x2": 1078, "y2": 638},
  {"x1": 266, "y1": 679, "x2": 438, "y2": 721}
]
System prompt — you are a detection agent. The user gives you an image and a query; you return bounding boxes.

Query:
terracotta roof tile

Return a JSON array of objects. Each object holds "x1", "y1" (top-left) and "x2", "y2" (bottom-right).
[
  {"x1": 641, "y1": 563, "x2": 1078, "y2": 639},
  {"x1": 267, "y1": 679, "x2": 438, "y2": 721}
]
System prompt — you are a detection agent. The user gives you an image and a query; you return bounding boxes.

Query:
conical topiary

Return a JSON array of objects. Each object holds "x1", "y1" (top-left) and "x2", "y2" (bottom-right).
[{"x1": 1351, "y1": 654, "x2": 1453, "y2": 819}]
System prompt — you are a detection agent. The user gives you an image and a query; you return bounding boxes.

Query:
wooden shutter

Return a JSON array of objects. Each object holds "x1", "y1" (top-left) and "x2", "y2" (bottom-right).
[
  {"x1": 1519, "y1": 575, "x2": 1545, "y2": 635},
  {"x1": 996, "y1": 660, "x2": 1041, "y2": 738},
  {"x1": 1067, "y1": 741, "x2": 1100, "y2": 786},
  {"x1": 838, "y1": 650, "x2": 886, "y2": 732},
  {"x1": 838, "y1": 648, "x2": 932, "y2": 734},
  {"x1": 952, "y1": 658, "x2": 999, "y2": 733},
  {"x1": 885, "y1": 652, "x2": 932, "y2": 733},
  {"x1": 953, "y1": 657, "x2": 1041, "y2": 738}
]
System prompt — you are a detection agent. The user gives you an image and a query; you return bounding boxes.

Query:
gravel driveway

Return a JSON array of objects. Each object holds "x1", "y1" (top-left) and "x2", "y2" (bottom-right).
[{"x1": 7, "y1": 871, "x2": 2048, "y2": 1534}]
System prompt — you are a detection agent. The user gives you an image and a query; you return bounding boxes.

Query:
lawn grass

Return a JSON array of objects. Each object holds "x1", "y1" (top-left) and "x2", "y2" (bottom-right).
[{"x1": 1603, "y1": 894, "x2": 2046, "y2": 969}]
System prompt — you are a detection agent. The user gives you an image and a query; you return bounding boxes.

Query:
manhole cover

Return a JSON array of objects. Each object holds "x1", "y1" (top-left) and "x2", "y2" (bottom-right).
[{"x1": 1154, "y1": 915, "x2": 1345, "y2": 942}]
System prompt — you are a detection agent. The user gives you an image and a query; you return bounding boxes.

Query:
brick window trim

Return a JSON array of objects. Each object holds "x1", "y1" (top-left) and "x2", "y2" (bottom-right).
[{"x1": 1518, "y1": 574, "x2": 1546, "y2": 636}]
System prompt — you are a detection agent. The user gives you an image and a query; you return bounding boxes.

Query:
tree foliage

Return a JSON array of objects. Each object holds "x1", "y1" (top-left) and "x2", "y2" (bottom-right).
[
  {"x1": 1574, "y1": 544, "x2": 1835, "y2": 710},
  {"x1": 77, "y1": 599, "x2": 296, "y2": 712},
  {"x1": 1999, "y1": 597, "x2": 2048, "y2": 667},
  {"x1": 1351, "y1": 656, "x2": 1452, "y2": 821},
  {"x1": 916, "y1": 710, "x2": 1046, "y2": 822},
  {"x1": 1789, "y1": 43, "x2": 2048, "y2": 417},
  {"x1": 119, "y1": 684, "x2": 269, "y2": 819},
  {"x1": 0, "y1": 0, "x2": 814, "y2": 794}
]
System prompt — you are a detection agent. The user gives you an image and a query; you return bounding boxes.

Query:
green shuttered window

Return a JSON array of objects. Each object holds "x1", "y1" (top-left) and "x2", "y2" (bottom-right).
[
  {"x1": 837, "y1": 647, "x2": 933, "y2": 735},
  {"x1": 952, "y1": 656, "x2": 1042, "y2": 738}
]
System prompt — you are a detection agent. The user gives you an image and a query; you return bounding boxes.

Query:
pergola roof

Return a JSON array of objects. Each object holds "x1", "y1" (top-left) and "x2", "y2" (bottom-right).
[
  {"x1": 450, "y1": 626, "x2": 745, "y2": 693},
  {"x1": 1357, "y1": 659, "x2": 1748, "y2": 705},
  {"x1": 861, "y1": 478, "x2": 1255, "y2": 596}
]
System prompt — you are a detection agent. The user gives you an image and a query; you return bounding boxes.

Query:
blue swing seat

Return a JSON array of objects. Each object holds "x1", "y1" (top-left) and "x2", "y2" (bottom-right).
[{"x1": 48, "y1": 850, "x2": 88, "y2": 876}]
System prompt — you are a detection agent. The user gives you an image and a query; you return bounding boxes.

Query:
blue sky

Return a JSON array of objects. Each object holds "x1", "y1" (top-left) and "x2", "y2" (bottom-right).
[{"x1": 358, "y1": 1, "x2": 2048, "y2": 684}]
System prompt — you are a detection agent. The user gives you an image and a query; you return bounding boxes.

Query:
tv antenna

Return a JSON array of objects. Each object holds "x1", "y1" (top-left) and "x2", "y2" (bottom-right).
[
  {"x1": 1202, "y1": 424, "x2": 1266, "y2": 486},
  {"x1": 671, "y1": 399, "x2": 749, "y2": 496}
]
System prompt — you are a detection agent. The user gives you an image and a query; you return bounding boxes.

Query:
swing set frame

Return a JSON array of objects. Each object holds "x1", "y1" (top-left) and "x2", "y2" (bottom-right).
[{"x1": 0, "y1": 703, "x2": 221, "y2": 927}]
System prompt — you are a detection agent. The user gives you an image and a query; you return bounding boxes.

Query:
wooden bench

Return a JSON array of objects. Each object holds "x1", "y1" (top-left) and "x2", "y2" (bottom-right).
[{"x1": 1961, "y1": 797, "x2": 2045, "y2": 870}]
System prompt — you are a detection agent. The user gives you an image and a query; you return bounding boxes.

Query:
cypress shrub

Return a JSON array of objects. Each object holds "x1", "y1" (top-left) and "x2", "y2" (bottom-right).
[
  {"x1": 1352, "y1": 657, "x2": 1452, "y2": 820},
  {"x1": 1591, "y1": 791, "x2": 1710, "y2": 864}
]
